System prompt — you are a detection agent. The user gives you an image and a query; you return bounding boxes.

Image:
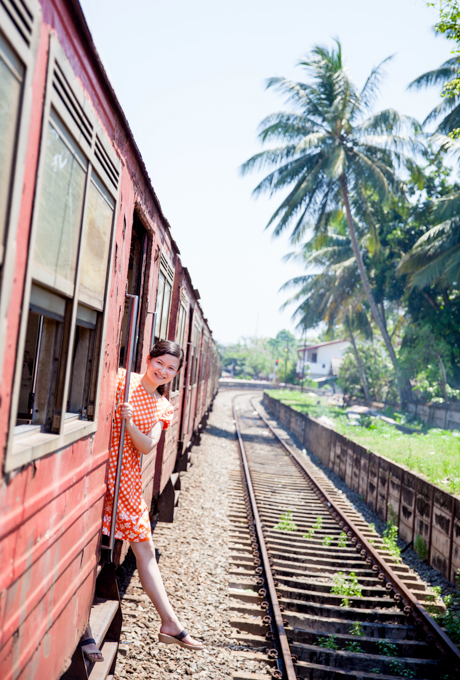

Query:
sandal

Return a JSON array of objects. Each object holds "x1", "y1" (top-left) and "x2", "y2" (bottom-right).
[
  {"x1": 158, "y1": 629, "x2": 203, "y2": 651},
  {"x1": 80, "y1": 637, "x2": 104, "y2": 663}
]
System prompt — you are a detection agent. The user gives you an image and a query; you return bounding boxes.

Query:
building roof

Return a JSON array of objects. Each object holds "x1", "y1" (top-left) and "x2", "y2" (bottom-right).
[{"x1": 297, "y1": 339, "x2": 349, "y2": 354}]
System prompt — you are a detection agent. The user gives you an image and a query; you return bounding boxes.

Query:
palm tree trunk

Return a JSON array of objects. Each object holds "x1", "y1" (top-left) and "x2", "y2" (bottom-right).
[
  {"x1": 433, "y1": 350, "x2": 448, "y2": 401},
  {"x1": 340, "y1": 175, "x2": 405, "y2": 405},
  {"x1": 347, "y1": 321, "x2": 371, "y2": 403}
]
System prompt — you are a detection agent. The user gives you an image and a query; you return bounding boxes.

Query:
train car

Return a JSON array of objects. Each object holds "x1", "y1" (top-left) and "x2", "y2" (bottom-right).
[{"x1": 0, "y1": 2, "x2": 220, "y2": 680}]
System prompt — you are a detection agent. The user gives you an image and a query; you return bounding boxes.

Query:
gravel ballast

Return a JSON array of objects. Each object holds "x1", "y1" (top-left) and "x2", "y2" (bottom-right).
[{"x1": 113, "y1": 390, "x2": 271, "y2": 680}]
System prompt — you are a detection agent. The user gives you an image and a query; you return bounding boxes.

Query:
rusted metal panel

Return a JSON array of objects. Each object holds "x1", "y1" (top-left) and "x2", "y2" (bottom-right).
[{"x1": 0, "y1": 5, "x2": 220, "y2": 680}]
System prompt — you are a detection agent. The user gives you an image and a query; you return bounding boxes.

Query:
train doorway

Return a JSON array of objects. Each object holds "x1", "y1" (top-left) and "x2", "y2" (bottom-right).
[{"x1": 119, "y1": 213, "x2": 149, "y2": 372}]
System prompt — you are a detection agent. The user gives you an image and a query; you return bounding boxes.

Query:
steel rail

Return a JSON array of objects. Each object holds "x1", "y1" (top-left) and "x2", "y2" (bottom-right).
[
  {"x1": 250, "y1": 396, "x2": 460, "y2": 670},
  {"x1": 232, "y1": 396, "x2": 297, "y2": 680}
]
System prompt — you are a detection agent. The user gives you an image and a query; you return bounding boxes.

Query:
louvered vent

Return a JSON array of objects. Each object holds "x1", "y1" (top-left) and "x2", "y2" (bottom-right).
[
  {"x1": 181, "y1": 289, "x2": 189, "y2": 307},
  {"x1": 52, "y1": 62, "x2": 93, "y2": 147},
  {"x1": 160, "y1": 252, "x2": 174, "y2": 284},
  {"x1": 95, "y1": 134, "x2": 119, "y2": 189},
  {"x1": 1, "y1": 0, "x2": 33, "y2": 46}
]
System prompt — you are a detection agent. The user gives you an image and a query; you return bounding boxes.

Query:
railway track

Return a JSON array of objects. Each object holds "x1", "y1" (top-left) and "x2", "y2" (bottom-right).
[{"x1": 230, "y1": 392, "x2": 460, "y2": 680}]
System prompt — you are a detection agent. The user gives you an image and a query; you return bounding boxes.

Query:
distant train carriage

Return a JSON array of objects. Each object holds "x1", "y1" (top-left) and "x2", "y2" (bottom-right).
[{"x1": 0, "y1": 2, "x2": 219, "y2": 680}]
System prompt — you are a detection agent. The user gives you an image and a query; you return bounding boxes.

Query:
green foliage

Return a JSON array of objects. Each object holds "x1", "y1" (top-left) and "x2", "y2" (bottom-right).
[
  {"x1": 349, "y1": 622, "x2": 365, "y2": 637},
  {"x1": 219, "y1": 330, "x2": 302, "y2": 382},
  {"x1": 322, "y1": 535, "x2": 333, "y2": 546},
  {"x1": 429, "y1": 1, "x2": 460, "y2": 100},
  {"x1": 331, "y1": 571, "x2": 363, "y2": 607},
  {"x1": 382, "y1": 507, "x2": 401, "y2": 563},
  {"x1": 399, "y1": 322, "x2": 460, "y2": 402},
  {"x1": 414, "y1": 534, "x2": 429, "y2": 560},
  {"x1": 433, "y1": 570, "x2": 460, "y2": 645},
  {"x1": 425, "y1": 586, "x2": 443, "y2": 615},
  {"x1": 376, "y1": 639, "x2": 416, "y2": 677},
  {"x1": 268, "y1": 390, "x2": 460, "y2": 494},
  {"x1": 376, "y1": 639, "x2": 398, "y2": 656},
  {"x1": 338, "y1": 340, "x2": 398, "y2": 403},
  {"x1": 303, "y1": 516, "x2": 323, "y2": 539},
  {"x1": 345, "y1": 640, "x2": 363, "y2": 652},
  {"x1": 337, "y1": 532, "x2": 348, "y2": 548},
  {"x1": 274, "y1": 510, "x2": 297, "y2": 531},
  {"x1": 316, "y1": 635, "x2": 339, "y2": 650}
]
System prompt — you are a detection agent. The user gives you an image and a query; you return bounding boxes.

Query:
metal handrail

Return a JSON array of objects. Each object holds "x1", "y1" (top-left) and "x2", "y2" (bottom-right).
[{"x1": 103, "y1": 293, "x2": 139, "y2": 562}]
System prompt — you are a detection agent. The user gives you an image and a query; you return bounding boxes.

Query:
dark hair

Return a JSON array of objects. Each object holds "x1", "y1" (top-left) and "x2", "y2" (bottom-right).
[{"x1": 149, "y1": 340, "x2": 185, "y2": 395}]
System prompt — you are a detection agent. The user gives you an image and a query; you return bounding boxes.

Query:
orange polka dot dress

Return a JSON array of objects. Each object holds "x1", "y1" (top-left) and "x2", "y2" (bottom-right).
[{"x1": 102, "y1": 368, "x2": 174, "y2": 542}]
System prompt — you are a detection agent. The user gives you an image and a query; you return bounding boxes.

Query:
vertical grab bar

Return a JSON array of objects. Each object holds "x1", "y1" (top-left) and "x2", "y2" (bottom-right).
[{"x1": 106, "y1": 293, "x2": 139, "y2": 563}]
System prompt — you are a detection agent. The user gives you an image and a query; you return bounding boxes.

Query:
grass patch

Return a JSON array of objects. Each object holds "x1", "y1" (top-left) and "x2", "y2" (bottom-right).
[{"x1": 266, "y1": 389, "x2": 460, "y2": 496}]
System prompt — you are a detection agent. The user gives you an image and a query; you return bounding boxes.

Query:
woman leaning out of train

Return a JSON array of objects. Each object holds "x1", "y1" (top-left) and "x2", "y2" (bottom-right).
[{"x1": 80, "y1": 340, "x2": 203, "y2": 663}]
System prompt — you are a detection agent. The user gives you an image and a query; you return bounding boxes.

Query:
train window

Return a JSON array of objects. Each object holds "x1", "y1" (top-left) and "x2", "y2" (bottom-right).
[
  {"x1": 192, "y1": 323, "x2": 201, "y2": 385},
  {"x1": 159, "y1": 279, "x2": 172, "y2": 339},
  {"x1": 79, "y1": 174, "x2": 115, "y2": 309},
  {"x1": 153, "y1": 253, "x2": 174, "y2": 344},
  {"x1": 6, "y1": 37, "x2": 120, "y2": 469},
  {"x1": 16, "y1": 286, "x2": 66, "y2": 428},
  {"x1": 32, "y1": 112, "x2": 87, "y2": 295},
  {"x1": 171, "y1": 301, "x2": 187, "y2": 394},
  {"x1": 67, "y1": 305, "x2": 100, "y2": 418},
  {"x1": 0, "y1": 32, "x2": 24, "y2": 269}
]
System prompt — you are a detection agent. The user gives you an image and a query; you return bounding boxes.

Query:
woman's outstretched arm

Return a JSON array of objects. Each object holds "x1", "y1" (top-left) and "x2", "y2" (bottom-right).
[{"x1": 119, "y1": 403, "x2": 163, "y2": 454}]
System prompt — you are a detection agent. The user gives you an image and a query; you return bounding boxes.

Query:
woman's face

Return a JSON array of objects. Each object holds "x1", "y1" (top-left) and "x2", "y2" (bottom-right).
[{"x1": 146, "y1": 353, "x2": 181, "y2": 386}]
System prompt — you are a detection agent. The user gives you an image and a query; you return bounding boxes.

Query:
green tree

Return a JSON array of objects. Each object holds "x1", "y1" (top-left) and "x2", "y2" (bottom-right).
[
  {"x1": 241, "y1": 41, "x2": 421, "y2": 402},
  {"x1": 338, "y1": 340, "x2": 398, "y2": 403},
  {"x1": 268, "y1": 330, "x2": 298, "y2": 383},
  {"x1": 281, "y1": 211, "x2": 373, "y2": 400},
  {"x1": 418, "y1": 1, "x2": 460, "y2": 120}
]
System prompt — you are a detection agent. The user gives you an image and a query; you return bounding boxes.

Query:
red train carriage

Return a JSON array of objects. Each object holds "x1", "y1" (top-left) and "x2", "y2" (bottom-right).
[{"x1": 0, "y1": 2, "x2": 220, "y2": 680}]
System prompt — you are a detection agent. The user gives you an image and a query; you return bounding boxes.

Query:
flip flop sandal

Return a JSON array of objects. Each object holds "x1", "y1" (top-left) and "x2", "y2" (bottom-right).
[
  {"x1": 80, "y1": 637, "x2": 104, "y2": 663},
  {"x1": 158, "y1": 629, "x2": 204, "y2": 651}
]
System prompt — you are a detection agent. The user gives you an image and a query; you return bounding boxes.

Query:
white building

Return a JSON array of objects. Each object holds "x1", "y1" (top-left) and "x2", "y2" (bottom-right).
[{"x1": 296, "y1": 339, "x2": 350, "y2": 379}]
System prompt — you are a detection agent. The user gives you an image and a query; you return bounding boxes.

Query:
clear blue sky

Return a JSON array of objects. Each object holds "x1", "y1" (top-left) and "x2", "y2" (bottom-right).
[{"x1": 80, "y1": 0, "x2": 451, "y2": 344}]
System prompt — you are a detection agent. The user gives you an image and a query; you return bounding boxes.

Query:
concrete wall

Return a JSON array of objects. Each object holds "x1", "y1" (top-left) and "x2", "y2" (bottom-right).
[
  {"x1": 263, "y1": 392, "x2": 460, "y2": 584},
  {"x1": 407, "y1": 401, "x2": 460, "y2": 431},
  {"x1": 219, "y1": 379, "x2": 277, "y2": 390}
]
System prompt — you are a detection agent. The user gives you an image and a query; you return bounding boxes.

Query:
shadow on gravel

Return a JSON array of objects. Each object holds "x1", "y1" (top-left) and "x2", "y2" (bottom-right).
[{"x1": 205, "y1": 425, "x2": 235, "y2": 440}]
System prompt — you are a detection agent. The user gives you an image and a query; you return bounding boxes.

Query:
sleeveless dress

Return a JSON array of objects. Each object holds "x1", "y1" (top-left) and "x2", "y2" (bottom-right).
[{"x1": 102, "y1": 368, "x2": 174, "y2": 542}]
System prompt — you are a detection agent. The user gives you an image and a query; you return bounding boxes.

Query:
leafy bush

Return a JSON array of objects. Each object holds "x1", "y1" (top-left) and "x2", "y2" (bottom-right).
[
  {"x1": 331, "y1": 571, "x2": 363, "y2": 607},
  {"x1": 337, "y1": 532, "x2": 348, "y2": 548},
  {"x1": 274, "y1": 510, "x2": 297, "y2": 531},
  {"x1": 414, "y1": 534, "x2": 429, "y2": 561},
  {"x1": 338, "y1": 340, "x2": 398, "y2": 403},
  {"x1": 316, "y1": 635, "x2": 339, "y2": 650},
  {"x1": 433, "y1": 570, "x2": 460, "y2": 646},
  {"x1": 302, "y1": 516, "x2": 323, "y2": 539}
]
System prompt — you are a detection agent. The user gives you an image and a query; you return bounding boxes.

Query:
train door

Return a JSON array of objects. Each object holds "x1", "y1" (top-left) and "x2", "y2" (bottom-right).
[
  {"x1": 177, "y1": 307, "x2": 193, "y2": 458},
  {"x1": 119, "y1": 213, "x2": 148, "y2": 372},
  {"x1": 186, "y1": 321, "x2": 201, "y2": 437}
]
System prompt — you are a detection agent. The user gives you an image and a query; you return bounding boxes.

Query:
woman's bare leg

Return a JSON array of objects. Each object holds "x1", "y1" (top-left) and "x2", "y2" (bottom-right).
[
  {"x1": 81, "y1": 624, "x2": 103, "y2": 661},
  {"x1": 130, "y1": 539, "x2": 202, "y2": 646}
]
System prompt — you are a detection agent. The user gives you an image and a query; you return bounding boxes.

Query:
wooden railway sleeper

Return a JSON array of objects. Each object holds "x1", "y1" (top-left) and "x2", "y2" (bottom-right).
[
  {"x1": 246, "y1": 400, "x2": 460, "y2": 672},
  {"x1": 234, "y1": 397, "x2": 305, "y2": 680},
  {"x1": 249, "y1": 395, "x2": 460, "y2": 676}
]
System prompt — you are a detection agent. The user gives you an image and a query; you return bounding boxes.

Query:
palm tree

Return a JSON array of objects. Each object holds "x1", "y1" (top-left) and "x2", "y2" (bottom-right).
[
  {"x1": 397, "y1": 216, "x2": 460, "y2": 288},
  {"x1": 282, "y1": 218, "x2": 373, "y2": 401},
  {"x1": 241, "y1": 41, "x2": 420, "y2": 403},
  {"x1": 397, "y1": 134, "x2": 460, "y2": 289},
  {"x1": 408, "y1": 57, "x2": 460, "y2": 134}
]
